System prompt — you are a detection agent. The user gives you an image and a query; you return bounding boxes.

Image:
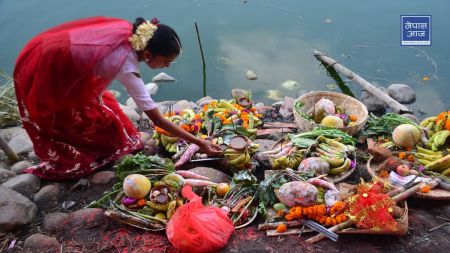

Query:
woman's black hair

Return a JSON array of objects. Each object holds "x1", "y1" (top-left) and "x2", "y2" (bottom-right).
[{"x1": 132, "y1": 17, "x2": 182, "y2": 57}]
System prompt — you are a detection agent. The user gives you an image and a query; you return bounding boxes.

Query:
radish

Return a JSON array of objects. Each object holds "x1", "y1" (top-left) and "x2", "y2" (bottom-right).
[
  {"x1": 175, "y1": 144, "x2": 200, "y2": 168},
  {"x1": 176, "y1": 170, "x2": 211, "y2": 180}
]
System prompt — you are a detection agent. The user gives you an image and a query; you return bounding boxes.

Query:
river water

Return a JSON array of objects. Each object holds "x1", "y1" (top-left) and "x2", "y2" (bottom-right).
[{"x1": 1, "y1": 0, "x2": 448, "y2": 116}]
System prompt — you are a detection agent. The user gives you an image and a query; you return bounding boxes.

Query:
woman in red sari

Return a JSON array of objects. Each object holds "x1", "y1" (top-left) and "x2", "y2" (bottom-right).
[{"x1": 14, "y1": 16, "x2": 221, "y2": 180}]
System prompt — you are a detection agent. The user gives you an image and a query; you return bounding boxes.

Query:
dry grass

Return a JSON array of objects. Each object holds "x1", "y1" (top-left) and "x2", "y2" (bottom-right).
[{"x1": 0, "y1": 70, "x2": 21, "y2": 128}]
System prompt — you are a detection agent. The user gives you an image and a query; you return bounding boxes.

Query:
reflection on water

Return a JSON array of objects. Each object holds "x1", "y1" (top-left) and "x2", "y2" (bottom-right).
[{"x1": 0, "y1": 0, "x2": 448, "y2": 116}]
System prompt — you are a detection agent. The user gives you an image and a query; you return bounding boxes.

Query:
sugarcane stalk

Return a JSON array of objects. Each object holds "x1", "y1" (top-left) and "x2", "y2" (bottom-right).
[
  {"x1": 0, "y1": 135, "x2": 20, "y2": 162},
  {"x1": 104, "y1": 210, "x2": 165, "y2": 229},
  {"x1": 313, "y1": 50, "x2": 411, "y2": 114},
  {"x1": 258, "y1": 220, "x2": 303, "y2": 230},
  {"x1": 194, "y1": 21, "x2": 207, "y2": 97}
]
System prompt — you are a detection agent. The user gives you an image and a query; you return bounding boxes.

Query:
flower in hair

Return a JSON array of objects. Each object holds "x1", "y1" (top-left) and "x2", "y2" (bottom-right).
[
  {"x1": 150, "y1": 17, "x2": 160, "y2": 26},
  {"x1": 129, "y1": 20, "x2": 159, "y2": 51}
]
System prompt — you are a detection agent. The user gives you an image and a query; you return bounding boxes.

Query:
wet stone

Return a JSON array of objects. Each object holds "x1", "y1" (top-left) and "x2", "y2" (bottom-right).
[
  {"x1": 2, "y1": 174, "x2": 40, "y2": 198},
  {"x1": 387, "y1": 83, "x2": 416, "y2": 104},
  {"x1": 11, "y1": 160, "x2": 34, "y2": 174},
  {"x1": 23, "y1": 234, "x2": 60, "y2": 253},
  {"x1": 360, "y1": 89, "x2": 387, "y2": 112}
]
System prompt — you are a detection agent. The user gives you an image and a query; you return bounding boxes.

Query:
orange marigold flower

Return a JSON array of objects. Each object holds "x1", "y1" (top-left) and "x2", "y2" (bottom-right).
[
  {"x1": 407, "y1": 154, "x2": 415, "y2": 162},
  {"x1": 276, "y1": 223, "x2": 287, "y2": 233},
  {"x1": 284, "y1": 214, "x2": 294, "y2": 221},
  {"x1": 421, "y1": 185, "x2": 431, "y2": 193},
  {"x1": 398, "y1": 152, "x2": 406, "y2": 160}
]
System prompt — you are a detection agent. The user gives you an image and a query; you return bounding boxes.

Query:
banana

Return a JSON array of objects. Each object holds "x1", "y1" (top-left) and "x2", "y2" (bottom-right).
[
  {"x1": 415, "y1": 152, "x2": 443, "y2": 161},
  {"x1": 318, "y1": 143, "x2": 342, "y2": 155},
  {"x1": 160, "y1": 134, "x2": 168, "y2": 147},
  {"x1": 434, "y1": 130, "x2": 450, "y2": 147},
  {"x1": 238, "y1": 151, "x2": 251, "y2": 167},
  {"x1": 416, "y1": 145, "x2": 443, "y2": 156},
  {"x1": 442, "y1": 167, "x2": 450, "y2": 176},
  {"x1": 225, "y1": 152, "x2": 242, "y2": 160},
  {"x1": 435, "y1": 119, "x2": 445, "y2": 132},
  {"x1": 228, "y1": 153, "x2": 246, "y2": 166},
  {"x1": 329, "y1": 158, "x2": 351, "y2": 174},
  {"x1": 166, "y1": 200, "x2": 177, "y2": 219},
  {"x1": 425, "y1": 155, "x2": 450, "y2": 171},
  {"x1": 320, "y1": 155, "x2": 345, "y2": 167},
  {"x1": 420, "y1": 116, "x2": 437, "y2": 127},
  {"x1": 426, "y1": 121, "x2": 435, "y2": 130},
  {"x1": 426, "y1": 133, "x2": 439, "y2": 148},
  {"x1": 417, "y1": 158, "x2": 431, "y2": 166},
  {"x1": 224, "y1": 148, "x2": 240, "y2": 155},
  {"x1": 318, "y1": 136, "x2": 348, "y2": 152}
]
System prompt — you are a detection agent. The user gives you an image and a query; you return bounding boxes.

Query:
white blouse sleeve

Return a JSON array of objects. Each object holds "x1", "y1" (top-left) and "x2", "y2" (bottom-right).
[
  {"x1": 115, "y1": 51, "x2": 158, "y2": 111},
  {"x1": 116, "y1": 72, "x2": 158, "y2": 111}
]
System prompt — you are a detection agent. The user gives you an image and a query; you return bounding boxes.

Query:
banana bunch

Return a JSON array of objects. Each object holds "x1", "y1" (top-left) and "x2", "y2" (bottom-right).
[
  {"x1": 416, "y1": 146, "x2": 450, "y2": 176},
  {"x1": 224, "y1": 143, "x2": 259, "y2": 169},
  {"x1": 426, "y1": 130, "x2": 450, "y2": 151},
  {"x1": 271, "y1": 148, "x2": 305, "y2": 170},
  {"x1": 420, "y1": 113, "x2": 449, "y2": 136},
  {"x1": 160, "y1": 134, "x2": 179, "y2": 153},
  {"x1": 314, "y1": 136, "x2": 353, "y2": 175}
]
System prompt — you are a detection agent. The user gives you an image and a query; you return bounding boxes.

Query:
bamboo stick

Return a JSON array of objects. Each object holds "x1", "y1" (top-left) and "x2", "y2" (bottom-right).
[
  {"x1": 313, "y1": 50, "x2": 411, "y2": 114},
  {"x1": 0, "y1": 135, "x2": 20, "y2": 162},
  {"x1": 305, "y1": 220, "x2": 353, "y2": 244},
  {"x1": 194, "y1": 21, "x2": 207, "y2": 97}
]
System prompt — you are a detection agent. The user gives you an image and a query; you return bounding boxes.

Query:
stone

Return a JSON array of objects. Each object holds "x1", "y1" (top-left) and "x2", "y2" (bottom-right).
[
  {"x1": 255, "y1": 105, "x2": 275, "y2": 116},
  {"x1": 152, "y1": 72, "x2": 176, "y2": 82},
  {"x1": 0, "y1": 126, "x2": 27, "y2": 142},
  {"x1": 245, "y1": 69, "x2": 258, "y2": 80},
  {"x1": 254, "y1": 102, "x2": 264, "y2": 107},
  {"x1": 0, "y1": 186, "x2": 37, "y2": 233},
  {"x1": 196, "y1": 96, "x2": 215, "y2": 107},
  {"x1": 2, "y1": 174, "x2": 40, "y2": 198},
  {"x1": 126, "y1": 97, "x2": 139, "y2": 112},
  {"x1": 27, "y1": 150, "x2": 39, "y2": 161},
  {"x1": 271, "y1": 101, "x2": 284, "y2": 111},
  {"x1": 0, "y1": 168, "x2": 16, "y2": 184},
  {"x1": 8, "y1": 132, "x2": 33, "y2": 155},
  {"x1": 43, "y1": 212, "x2": 70, "y2": 233},
  {"x1": 0, "y1": 160, "x2": 9, "y2": 170},
  {"x1": 401, "y1": 113, "x2": 420, "y2": 124},
  {"x1": 173, "y1": 100, "x2": 192, "y2": 112},
  {"x1": 360, "y1": 89, "x2": 387, "y2": 112},
  {"x1": 33, "y1": 184, "x2": 61, "y2": 202},
  {"x1": 139, "y1": 131, "x2": 152, "y2": 143},
  {"x1": 11, "y1": 160, "x2": 34, "y2": 174},
  {"x1": 387, "y1": 83, "x2": 416, "y2": 104},
  {"x1": 231, "y1": 89, "x2": 251, "y2": 100},
  {"x1": 23, "y1": 234, "x2": 60, "y2": 253},
  {"x1": 91, "y1": 170, "x2": 116, "y2": 185},
  {"x1": 119, "y1": 104, "x2": 141, "y2": 122},
  {"x1": 43, "y1": 212, "x2": 69, "y2": 233},
  {"x1": 63, "y1": 208, "x2": 108, "y2": 235},
  {"x1": 253, "y1": 139, "x2": 276, "y2": 153}
]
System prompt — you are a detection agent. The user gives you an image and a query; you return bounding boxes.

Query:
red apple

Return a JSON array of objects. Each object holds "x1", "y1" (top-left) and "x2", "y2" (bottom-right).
[{"x1": 396, "y1": 165, "x2": 410, "y2": 176}]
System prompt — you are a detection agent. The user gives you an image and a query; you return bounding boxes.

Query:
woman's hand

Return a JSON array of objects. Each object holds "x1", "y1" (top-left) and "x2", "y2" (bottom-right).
[{"x1": 197, "y1": 139, "x2": 223, "y2": 156}]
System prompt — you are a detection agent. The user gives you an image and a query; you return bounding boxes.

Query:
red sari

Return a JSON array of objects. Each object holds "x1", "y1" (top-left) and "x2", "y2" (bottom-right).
[{"x1": 13, "y1": 17, "x2": 143, "y2": 180}]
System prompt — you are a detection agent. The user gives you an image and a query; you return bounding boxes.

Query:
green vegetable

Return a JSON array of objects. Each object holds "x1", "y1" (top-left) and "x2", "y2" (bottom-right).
[
  {"x1": 294, "y1": 100, "x2": 312, "y2": 121},
  {"x1": 289, "y1": 127, "x2": 356, "y2": 145},
  {"x1": 362, "y1": 113, "x2": 419, "y2": 138},
  {"x1": 115, "y1": 153, "x2": 175, "y2": 181}
]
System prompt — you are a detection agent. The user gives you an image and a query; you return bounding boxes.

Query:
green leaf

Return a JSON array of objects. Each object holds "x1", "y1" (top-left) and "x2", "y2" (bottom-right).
[{"x1": 291, "y1": 137, "x2": 317, "y2": 148}]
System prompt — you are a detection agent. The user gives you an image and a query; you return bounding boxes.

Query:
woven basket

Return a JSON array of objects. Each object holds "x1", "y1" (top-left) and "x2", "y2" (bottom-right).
[{"x1": 293, "y1": 91, "x2": 368, "y2": 136}]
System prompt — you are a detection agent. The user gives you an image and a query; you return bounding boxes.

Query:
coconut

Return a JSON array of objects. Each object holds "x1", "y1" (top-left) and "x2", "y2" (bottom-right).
[
  {"x1": 123, "y1": 174, "x2": 152, "y2": 199},
  {"x1": 392, "y1": 124, "x2": 421, "y2": 148}
]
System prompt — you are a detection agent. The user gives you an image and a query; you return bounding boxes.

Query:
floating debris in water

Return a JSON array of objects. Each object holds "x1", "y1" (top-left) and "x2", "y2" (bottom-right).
[
  {"x1": 266, "y1": 89, "x2": 283, "y2": 100},
  {"x1": 217, "y1": 55, "x2": 232, "y2": 66},
  {"x1": 326, "y1": 83, "x2": 338, "y2": 90},
  {"x1": 281, "y1": 80, "x2": 299, "y2": 90},
  {"x1": 152, "y1": 72, "x2": 176, "y2": 82},
  {"x1": 145, "y1": 82, "x2": 159, "y2": 95},
  {"x1": 245, "y1": 69, "x2": 258, "y2": 80},
  {"x1": 325, "y1": 18, "x2": 332, "y2": 23},
  {"x1": 422, "y1": 75, "x2": 430, "y2": 81}
]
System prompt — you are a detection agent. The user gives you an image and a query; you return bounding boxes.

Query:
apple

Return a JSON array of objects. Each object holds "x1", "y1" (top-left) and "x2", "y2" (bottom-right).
[{"x1": 396, "y1": 165, "x2": 410, "y2": 176}]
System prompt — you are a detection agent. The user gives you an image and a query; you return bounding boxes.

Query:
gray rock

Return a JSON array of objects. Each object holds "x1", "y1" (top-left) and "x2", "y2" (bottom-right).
[
  {"x1": 64, "y1": 208, "x2": 108, "y2": 233},
  {"x1": 0, "y1": 186, "x2": 37, "y2": 233},
  {"x1": 91, "y1": 171, "x2": 116, "y2": 185},
  {"x1": 360, "y1": 89, "x2": 387, "y2": 112},
  {"x1": 126, "y1": 97, "x2": 139, "y2": 112},
  {"x1": 272, "y1": 101, "x2": 284, "y2": 111},
  {"x1": 0, "y1": 127, "x2": 27, "y2": 142},
  {"x1": 0, "y1": 168, "x2": 16, "y2": 184},
  {"x1": 43, "y1": 212, "x2": 70, "y2": 233},
  {"x1": 33, "y1": 184, "x2": 61, "y2": 202},
  {"x1": 387, "y1": 83, "x2": 416, "y2": 104},
  {"x1": 245, "y1": 69, "x2": 258, "y2": 80},
  {"x1": 196, "y1": 96, "x2": 215, "y2": 107},
  {"x1": 27, "y1": 150, "x2": 39, "y2": 161},
  {"x1": 119, "y1": 104, "x2": 141, "y2": 122},
  {"x1": 173, "y1": 100, "x2": 192, "y2": 112},
  {"x1": 0, "y1": 160, "x2": 9, "y2": 170},
  {"x1": 2, "y1": 174, "x2": 40, "y2": 198},
  {"x1": 152, "y1": 72, "x2": 176, "y2": 82},
  {"x1": 231, "y1": 89, "x2": 251, "y2": 100},
  {"x1": 23, "y1": 234, "x2": 60, "y2": 253},
  {"x1": 189, "y1": 101, "x2": 200, "y2": 111},
  {"x1": 253, "y1": 139, "x2": 276, "y2": 153},
  {"x1": 11, "y1": 160, "x2": 34, "y2": 174},
  {"x1": 279, "y1": 96, "x2": 295, "y2": 118},
  {"x1": 254, "y1": 102, "x2": 264, "y2": 107},
  {"x1": 8, "y1": 132, "x2": 33, "y2": 155},
  {"x1": 255, "y1": 105, "x2": 275, "y2": 116}
]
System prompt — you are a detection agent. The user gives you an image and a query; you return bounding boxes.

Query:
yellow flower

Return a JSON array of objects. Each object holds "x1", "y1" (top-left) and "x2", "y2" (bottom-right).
[{"x1": 129, "y1": 21, "x2": 158, "y2": 51}]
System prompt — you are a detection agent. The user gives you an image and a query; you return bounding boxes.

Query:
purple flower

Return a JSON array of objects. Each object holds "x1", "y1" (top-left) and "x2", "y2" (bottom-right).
[
  {"x1": 121, "y1": 196, "x2": 137, "y2": 206},
  {"x1": 418, "y1": 165, "x2": 425, "y2": 172},
  {"x1": 350, "y1": 159, "x2": 356, "y2": 169}
]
